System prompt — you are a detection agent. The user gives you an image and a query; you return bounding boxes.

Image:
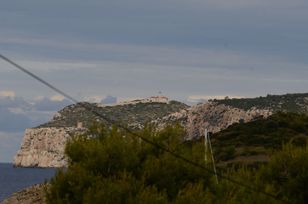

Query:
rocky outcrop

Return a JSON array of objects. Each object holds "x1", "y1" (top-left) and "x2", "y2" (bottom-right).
[
  {"x1": 14, "y1": 127, "x2": 86, "y2": 168},
  {"x1": 39, "y1": 100, "x2": 188, "y2": 129},
  {"x1": 184, "y1": 103, "x2": 272, "y2": 140},
  {"x1": 157, "y1": 102, "x2": 272, "y2": 140},
  {"x1": 14, "y1": 100, "x2": 188, "y2": 168},
  {"x1": 13, "y1": 101, "x2": 272, "y2": 168},
  {"x1": 1, "y1": 184, "x2": 47, "y2": 204},
  {"x1": 12, "y1": 94, "x2": 286, "y2": 168}
]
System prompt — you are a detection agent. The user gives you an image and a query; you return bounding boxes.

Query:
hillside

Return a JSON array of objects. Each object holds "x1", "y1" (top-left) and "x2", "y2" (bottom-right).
[
  {"x1": 214, "y1": 92, "x2": 308, "y2": 113},
  {"x1": 163, "y1": 92, "x2": 308, "y2": 140},
  {"x1": 14, "y1": 99, "x2": 189, "y2": 167},
  {"x1": 45, "y1": 112, "x2": 308, "y2": 204},
  {"x1": 29, "y1": 92, "x2": 308, "y2": 139},
  {"x1": 13, "y1": 92, "x2": 308, "y2": 168},
  {"x1": 210, "y1": 112, "x2": 308, "y2": 167},
  {"x1": 39, "y1": 100, "x2": 188, "y2": 129}
]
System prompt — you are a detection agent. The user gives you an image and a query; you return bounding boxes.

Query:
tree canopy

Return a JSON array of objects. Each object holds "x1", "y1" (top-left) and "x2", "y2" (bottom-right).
[{"x1": 47, "y1": 113, "x2": 308, "y2": 203}]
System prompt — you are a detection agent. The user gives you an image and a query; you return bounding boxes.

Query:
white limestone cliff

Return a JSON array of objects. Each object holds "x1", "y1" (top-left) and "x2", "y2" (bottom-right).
[
  {"x1": 184, "y1": 103, "x2": 272, "y2": 140},
  {"x1": 13, "y1": 127, "x2": 86, "y2": 168},
  {"x1": 157, "y1": 102, "x2": 272, "y2": 140},
  {"x1": 13, "y1": 102, "x2": 272, "y2": 168}
]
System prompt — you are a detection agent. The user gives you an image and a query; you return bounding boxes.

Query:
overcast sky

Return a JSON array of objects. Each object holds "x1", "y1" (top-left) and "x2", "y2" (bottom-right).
[{"x1": 1, "y1": 0, "x2": 308, "y2": 162}]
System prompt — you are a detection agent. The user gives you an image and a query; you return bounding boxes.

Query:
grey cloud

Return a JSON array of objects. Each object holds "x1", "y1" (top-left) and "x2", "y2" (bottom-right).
[
  {"x1": 33, "y1": 97, "x2": 72, "y2": 111},
  {"x1": 0, "y1": 95, "x2": 71, "y2": 132},
  {"x1": 0, "y1": 96, "x2": 31, "y2": 110},
  {"x1": 0, "y1": 0, "x2": 307, "y2": 102},
  {"x1": 1, "y1": 0, "x2": 308, "y2": 62},
  {"x1": 0, "y1": 107, "x2": 32, "y2": 132},
  {"x1": 1, "y1": 56, "x2": 308, "y2": 105},
  {"x1": 2, "y1": 38, "x2": 308, "y2": 77}
]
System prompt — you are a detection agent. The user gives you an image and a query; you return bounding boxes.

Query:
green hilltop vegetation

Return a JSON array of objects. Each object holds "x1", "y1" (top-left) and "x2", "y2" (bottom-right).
[
  {"x1": 214, "y1": 92, "x2": 308, "y2": 113},
  {"x1": 38, "y1": 92, "x2": 308, "y2": 131},
  {"x1": 39, "y1": 100, "x2": 188, "y2": 128},
  {"x1": 47, "y1": 112, "x2": 308, "y2": 204},
  {"x1": 211, "y1": 112, "x2": 308, "y2": 167}
]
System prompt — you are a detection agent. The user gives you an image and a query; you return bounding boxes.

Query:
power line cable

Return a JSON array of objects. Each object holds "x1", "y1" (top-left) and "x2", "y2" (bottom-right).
[
  {"x1": 0, "y1": 55, "x2": 79, "y2": 104},
  {"x1": 0, "y1": 54, "x2": 288, "y2": 203}
]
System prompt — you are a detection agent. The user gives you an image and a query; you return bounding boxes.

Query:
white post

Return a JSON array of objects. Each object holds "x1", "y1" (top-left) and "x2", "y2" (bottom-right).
[
  {"x1": 204, "y1": 129, "x2": 209, "y2": 163},
  {"x1": 208, "y1": 132, "x2": 219, "y2": 184}
]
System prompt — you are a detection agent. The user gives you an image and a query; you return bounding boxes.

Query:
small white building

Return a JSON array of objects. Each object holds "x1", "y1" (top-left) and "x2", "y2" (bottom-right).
[
  {"x1": 146, "y1": 96, "x2": 169, "y2": 103},
  {"x1": 97, "y1": 96, "x2": 169, "y2": 107},
  {"x1": 77, "y1": 122, "x2": 83, "y2": 129}
]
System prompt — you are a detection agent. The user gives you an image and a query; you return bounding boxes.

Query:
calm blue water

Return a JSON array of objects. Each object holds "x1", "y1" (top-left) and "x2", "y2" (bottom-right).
[{"x1": 0, "y1": 163, "x2": 56, "y2": 202}]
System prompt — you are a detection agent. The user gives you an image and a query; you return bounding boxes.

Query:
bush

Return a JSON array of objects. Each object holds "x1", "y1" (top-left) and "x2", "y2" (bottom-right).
[
  {"x1": 46, "y1": 122, "x2": 308, "y2": 204},
  {"x1": 46, "y1": 124, "x2": 213, "y2": 203}
]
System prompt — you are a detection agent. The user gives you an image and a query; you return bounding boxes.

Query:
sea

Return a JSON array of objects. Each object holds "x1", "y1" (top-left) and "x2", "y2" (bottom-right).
[{"x1": 0, "y1": 163, "x2": 56, "y2": 202}]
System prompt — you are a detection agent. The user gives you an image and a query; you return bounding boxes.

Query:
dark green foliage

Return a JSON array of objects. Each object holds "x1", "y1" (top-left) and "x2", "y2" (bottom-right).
[
  {"x1": 211, "y1": 112, "x2": 308, "y2": 166},
  {"x1": 46, "y1": 125, "x2": 212, "y2": 204},
  {"x1": 257, "y1": 144, "x2": 308, "y2": 203},
  {"x1": 39, "y1": 101, "x2": 188, "y2": 128},
  {"x1": 215, "y1": 92, "x2": 308, "y2": 113},
  {"x1": 47, "y1": 114, "x2": 308, "y2": 203},
  {"x1": 216, "y1": 144, "x2": 308, "y2": 204},
  {"x1": 218, "y1": 146, "x2": 236, "y2": 161}
]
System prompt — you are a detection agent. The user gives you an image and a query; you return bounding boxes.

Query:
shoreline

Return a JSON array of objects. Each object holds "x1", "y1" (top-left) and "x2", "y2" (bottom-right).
[{"x1": 1, "y1": 184, "x2": 47, "y2": 204}]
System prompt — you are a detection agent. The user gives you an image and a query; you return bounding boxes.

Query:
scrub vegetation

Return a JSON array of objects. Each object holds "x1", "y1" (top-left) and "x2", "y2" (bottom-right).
[{"x1": 47, "y1": 113, "x2": 308, "y2": 204}]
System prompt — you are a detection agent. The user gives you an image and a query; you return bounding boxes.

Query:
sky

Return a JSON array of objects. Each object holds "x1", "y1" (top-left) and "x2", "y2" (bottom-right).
[{"x1": 1, "y1": 0, "x2": 308, "y2": 162}]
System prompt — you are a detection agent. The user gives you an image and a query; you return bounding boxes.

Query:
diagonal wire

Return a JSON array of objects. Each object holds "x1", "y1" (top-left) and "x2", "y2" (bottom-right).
[
  {"x1": 0, "y1": 55, "x2": 79, "y2": 104},
  {"x1": 0, "y1": 54, "x2": 289, "y2": 203}
]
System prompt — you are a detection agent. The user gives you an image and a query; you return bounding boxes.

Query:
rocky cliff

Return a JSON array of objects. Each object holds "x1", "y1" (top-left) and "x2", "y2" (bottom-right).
[
  {"x1": 157, "y1": 92, "x2": 308, "y2": 140},
  {"x1": 13, "y1": 93, "x2": 308, "y2": 168},
  {"x1": 156, "y1": 103, "x2": 272, "y2": 140},
  {"x1": 13, "y1": 100, "x2": 188, "y2": 168},
  {"x1": 14, "y1": 127, "x2": 86, "y2": 168},
  {"x1": 186, "y1": 103, "x2": 272, "y2": 139}
]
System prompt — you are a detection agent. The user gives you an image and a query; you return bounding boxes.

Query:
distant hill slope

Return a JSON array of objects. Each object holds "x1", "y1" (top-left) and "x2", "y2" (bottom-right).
[
  {"x1": 37, "y1": 92, "x2": 308, "y2": 137},
  {"x1": 160, "y1": 92, "x2": 308, "y2": 140},
  {"x1": 214, "y1": 92, "x2": 308, "y2": 113},
  {"x1": 39, "y1": 100, "x2": 189, "y2": 129},
  {"x1": 13, "y1": 100, "x2": 189, "y2": 167},
  {"x1": 210, "y1": 112, "x2": 308, "y2": 167},
  {"x1": 14, "y1": 92, "x2": 308, "y2": 168}
]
